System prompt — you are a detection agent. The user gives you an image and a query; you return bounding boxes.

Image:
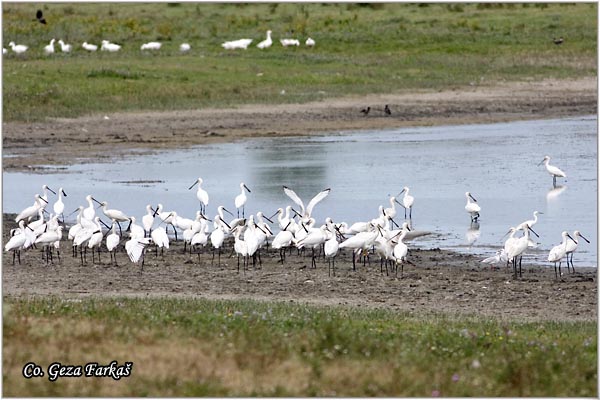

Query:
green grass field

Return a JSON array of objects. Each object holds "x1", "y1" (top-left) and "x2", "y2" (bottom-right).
[
  {"x1": 3, "y1": 296, "x2": 597, "y2": 396},
  {"x1": 2, "y1": 2, "x2": 597, "y2": 121}
]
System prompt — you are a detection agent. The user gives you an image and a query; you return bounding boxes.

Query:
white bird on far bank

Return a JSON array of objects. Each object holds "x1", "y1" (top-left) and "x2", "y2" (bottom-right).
[
  {"x1": 180, "y1": 43, "x2": 191, "y2": 52},
  {"x1": 44, "y1": 38, "x2": 55, "y2": 54},
  {"x1": 539, "y1": 155, "x2": 566, "y2": 186},
  {"x1": 257, "y1": 30, "x2": 272, "y2": 49},
  {"x1": 9, "y1": 42, "x2": 28, "y2": 54},
  {"x1": 58, "y1": 39, "x2": 72, "y2": 53},
  {"x1": 222, "y1": 38, "x2": 252, "y2": 50},
  {"x1": 305, "y1": 37, "x2": 315, "y2": 47},
  {"x1": 82, "y1": 41, "x2": 98, "y2": 52}
]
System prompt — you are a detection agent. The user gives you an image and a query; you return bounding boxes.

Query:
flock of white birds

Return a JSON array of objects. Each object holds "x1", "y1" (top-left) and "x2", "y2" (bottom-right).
[
  {"x1": 3, "y1": 30, "x2": 314, "y2": 55},
  {"x1": 4, "y1": 155, "x2": 589, "y2": 280}
]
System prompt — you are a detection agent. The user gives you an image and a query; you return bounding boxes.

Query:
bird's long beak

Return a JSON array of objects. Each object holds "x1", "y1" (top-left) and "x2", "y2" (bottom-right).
[
  {"x1": 244, "y1": 184, "x2": 251, "y2": 193},
  {"x1": 46, "y1": 186, "x2": 56, "y2": 195},
  {"x1": 537, "y1": 159, "x2": 545, "y2": 166},
  {"x1": 153, "y1": 206, "x2": 159, "y2": 217},
  {"x1": 263, "y1": 215, "x2": 274, "y2": 224},
  {"x1": 92, "y1": 196, "x2": 102, "y2": 205},
  {"x1": 579, "y1": 233, "x2": 591, "y2": 243},
  {"x1": 269, "y1": 211, "x2": 279, "y2": 220},
  {"x1": 528, "y1": 226, "x2": 540, "y2": 238},
  {"x1": 221, "y1": 219, "x2": 232, "y2": 229},
  {"x1": 61, "y1": 189, "x2": 67, "y2": 197},
  {"x1": 394, "y1": 198, "x2": 402, "y2": 206},
  {"x1": 188, "y1": 180, "x2": 198, "y2": 190},
  {"x1": 255, "y1": 225, "x2": 267, "y2": 234},
  {"x1": 469, "y1": 193, "x2": 477, "y2": 202},
  {"x1": 39, "y1": 197, "x2": 48, "y2": 204},
  {"x1": 284, "y1": 221, "x2": 291, "y2": 231},
  {"x1": 66, "y1": 208, "x2": 79, "y2": 217},
  {"x1": 222, "y1": 207, "x2": 234, "y2": 217},
  {"x1": 291, "y1": 208, "x2": 302, "y2": 217},
  {"x1": 501, "y1": 229, "x2": 512, "y2": 240},
  {"x1": 200, "y1": 214, "x2": 213, "y2": 222},
  {"x1": 566, "y1": 233, "x2": 575, "y2": 243},
  {"x1": 99, "y1": 219, "x2": 111, "y2": 229}
]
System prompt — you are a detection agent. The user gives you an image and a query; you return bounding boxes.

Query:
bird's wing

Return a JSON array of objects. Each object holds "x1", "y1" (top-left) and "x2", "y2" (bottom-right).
[
  {"x1": 126, "y1": 240, "x2": 146, "y2": 263},
  {"x1": 283, "y1": 186, "x2": 305, "y2": 215},
  {"x1": 306, "y1": 188, "x2": 331, "y2": 217}
]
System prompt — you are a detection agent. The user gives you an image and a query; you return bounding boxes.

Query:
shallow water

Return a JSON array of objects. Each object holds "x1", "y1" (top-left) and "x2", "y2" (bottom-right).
[{"x1": 4, "y1": 116, "x2": 597, "y2": 266}]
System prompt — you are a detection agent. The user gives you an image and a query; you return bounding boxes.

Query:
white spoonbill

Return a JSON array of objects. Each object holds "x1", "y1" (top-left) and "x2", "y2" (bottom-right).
[
  {"x1": 8, "y1": 42, "x2": 28, "y2": 54},
  {"x1": 305, "y1": 37, "x2": 315, "y2": 47},
  {"x1": 221, "y1": 38, "x2": 253, "y2": 50},
  {"x1": 99, "y1": 201, "x2": 130, "y2": 234},
  {"x1": 283, "y1": 185, "x2": 330, "y2": 222},
  {"x1": 516, "y1": 211, "x2": 542, "y2": 231},
  {"x1": 189, "y1": 177, "x2": 209, "y2": 214},
  {"x1": 44, "y1": 38, "x2": 55, "y2": 54},
  {"x1": 106, "y1": 223, "x2": 120, "y2": 265},
  {"x1": 231, "y1": 225, "x2": 249, "y2": 273},
  {"x1": 82, "y1": 41, "x2": 98, "y2": 51},
  {"x1": 151, "y1": 226, "x2": 169, "y2": 256},
  {"x1": 235, "y1": 182, "x2": 252, "y2": 218},
  {"x1": 180, "y1": 43, "x2": 191, "y2": 52},
  {"x1": 392, "y1": 229, "x2": 410, "y2": 277},
  {"x1": 127, "y1": 216, "x2": 146, "y2": 239},
  {"x1": 539, "y1": 155, "x2": 566, "y2": 186},
  {"x1": 35, "y1": 226, "x2": 63, "y2": 264},
  {"x1": 384, "y1": 196, "x2": 400, "y2": 229},
  {"x1": 257, "y1": 30, "x2": 272, "y2": 49},
  {"x1": 548, "y1": 231, "x2": 575, "y2": 279},
  {"x1": 324, "y1": 228, "x2": 339, "y2": 276},
  {"x1": 464, "y1": 192, "x2": 481, "y2": 223},
  {"x1": 564, "y1": 230, "x2": 590, "y2": 273},
  {"x1": 339, "y1": 223, "x2": 379, "y2": 271},
  {"x1": 398, "y1": 186, "x2": 414, "y2": 219},
  {"x1": 125, "y1": 237, "x2": 152, "y2": 270},
  {"x1": 40, "y1": 184, "x2": 56, "y2": 208},
  {"x1": 210, "y1": 215, "x2": 230, "y2": 265},
  {"x1": 142, "y1": 204, "x2": 155, "y2": 237},
  {"x1": 83, "y1": 194, "x2": 102, "y2": 220},
  {"x1": 58, "y1": 39, "x2": 72, "y2": 53},
  {"x1": 506, "y1": 224, "x2": 537, "y2": 278},
  {"x1": 16, "y1": 195, "x2": 48, "y2": 223},
  {"x1": 52, "y1": 188, "x2": 68, "y2": 220}
]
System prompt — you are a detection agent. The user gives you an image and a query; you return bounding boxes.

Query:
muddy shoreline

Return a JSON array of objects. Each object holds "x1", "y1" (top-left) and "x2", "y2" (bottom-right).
[
  {"x1": 3, "y1": 214, "x2": 596, "y2": 322},
  {"x1": 3, "y1": 78, "x2": 597, "y2": 172}
]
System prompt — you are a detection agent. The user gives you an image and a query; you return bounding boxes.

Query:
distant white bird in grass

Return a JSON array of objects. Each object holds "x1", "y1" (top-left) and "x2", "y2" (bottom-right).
[
  {"x1": 58, "y1": 39, "x2": 72, "y2": 53},
  {"x1": 140, "y1": 41, "x2": 161, "y2": 51},
  {"x1": 3, "y1": 48, "x2": 7, "y2": 55},
  {"x1": 101, "y1": 40, "x2": 121, "y2": 52},
  {"x1": 283, "y1": 185, "x2": 331, "y2": 222},
  {"x1": 398, "y1": 186, "x2": 414, "y2": 219},
  {"x1": 180, "y1": 43, "x2": 191, "y2": 52},
  {"x1": 235, "y1": 182, "x2": 252, "y2": 218},
  {"x1": 464, "y1": 192, "x2": 481, "y2": 222},
  {"x1": 305, "y1": 37, "x2": 315, "y2": 47},
  {"x1": 564, "y1": 230, "x2": 590, "y2": 273},
  {"x1": 9, "y1": 42, "x2": 28, "y2": 54},
  {"x1": 82, "y1": 42, "x2": 98, "y2": 52},
  {"x1": 221, "y1": 38, "x2": 253, "y2": 50},
  {"x1": 257, "y1": 30, "x2": 272, "y2": 49},
  {"x1": 539, "y1": 155, "x2": 566, "y2": 186},
  {"x1": 44, "y1": 38, "x2": 55, "y2": 55},
  {"x1": 548, "y1": 231, "x2": 575, "y2": 279},
  {"x1": 280, "y1": 38, "x2": 300, "y2": 47}
]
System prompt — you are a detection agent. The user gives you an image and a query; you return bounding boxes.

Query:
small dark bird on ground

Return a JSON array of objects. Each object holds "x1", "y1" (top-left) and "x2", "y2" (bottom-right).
[
  {"x1": 36, "y1": 9, "x2": 47, "y2": 24},
  {"x1": 553, "y1": 37, "x2": 564, "y2": 45},
  {"x1": 384, "y1": 104, "x2": 391, "y2": 116},
  {"x1": 360, "y1": 106, "x2": 370, "y2": 116}
]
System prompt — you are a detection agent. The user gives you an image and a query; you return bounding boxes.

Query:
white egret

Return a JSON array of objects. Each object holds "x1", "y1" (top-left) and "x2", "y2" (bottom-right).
[
  {"x1": 548, "y1": 231, "x2": 575, "y2": 279},
  {"x1": 180, "y1": 43, "x2": 191, "y2": 52},
  {"x1": 565, "y1": 230, "x2": 590, "y2": 273},
  {"x1": 539, "y1": 155, "x2": 566, "y2": 186},
  {"x1": 305, "y1": 37, "x2": 315, "y2": 47},
  {"x1": 234, "y1": 182, "x2": 252, "y2": 218},
  {"x1": 464, "y1": 192, "x2": 481, "y2": 222},
  {"x1": 257, "y1": 30, "x2": 272, "y2": 49}
]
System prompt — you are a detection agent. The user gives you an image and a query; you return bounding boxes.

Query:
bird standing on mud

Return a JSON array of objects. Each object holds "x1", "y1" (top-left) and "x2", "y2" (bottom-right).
[{"x1": 360, "y1": 107, "x2": 370, "y2": 116}]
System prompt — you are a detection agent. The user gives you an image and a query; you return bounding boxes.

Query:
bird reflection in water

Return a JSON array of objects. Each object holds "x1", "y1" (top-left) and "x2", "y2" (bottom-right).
[
  {"x1": 546, "y1": 185, "x2": 567, "y2": 202},
  {"x1": 466, "y1": 221, "x2": 480, "y2": 248}
]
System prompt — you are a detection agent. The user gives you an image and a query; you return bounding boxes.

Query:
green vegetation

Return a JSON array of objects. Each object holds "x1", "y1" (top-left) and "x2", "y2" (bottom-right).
[
  {"x1": 2, "y1": 2, "x2": 597, "y2": 121},
  {"x1": 4, "y1": 296, "x2": 597, "y2": 396}
]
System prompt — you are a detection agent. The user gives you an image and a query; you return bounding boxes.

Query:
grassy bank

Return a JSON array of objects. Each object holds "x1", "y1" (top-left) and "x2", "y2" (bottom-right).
[
  {"x1": 2, "y1": 2, "x2": 597, "y2": 121},
  {"x1": 3, "y1": 296, "x2": 597, "y2": 396}
]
